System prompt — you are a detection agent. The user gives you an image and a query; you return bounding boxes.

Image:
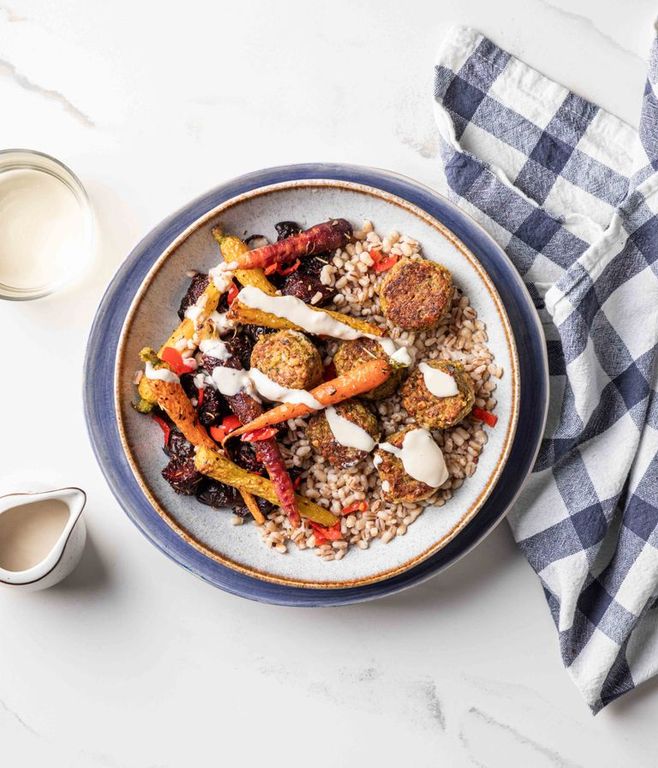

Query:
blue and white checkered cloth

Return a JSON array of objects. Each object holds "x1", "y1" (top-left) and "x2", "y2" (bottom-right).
[{"x1": 434, "y1": 26, "x2": 658, "y2": 712}]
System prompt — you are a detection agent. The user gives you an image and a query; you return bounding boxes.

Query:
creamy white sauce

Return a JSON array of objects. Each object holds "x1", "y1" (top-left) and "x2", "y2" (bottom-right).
[
  {"x1": 381, "y1": 480, "x2": 391, "y2": 493},
  {"x1": 325, "y1": 406, "x2": 376, "y2": 452},
  {"x1": 250, "y1": 368, "x2": 323, "y2": 409},
  {"x1": 209, "y1": 311, "x2": 234, "y2": 334},
  {"x1": 144, "y1": 362, "x2": 180, "y2": 384},
  {"x1": 199, "y1": 337, "x2": 231, "y2": 361},
  {"x1": 184, "y1": 303, "x2": 205, "y2": 326},
  {"x1": 211, "y1": 366, "x2": 255, "y2": 397},
  {"x1": 236, "y1": 286, "x2": 412, "y2": 366},
  {"x1": 419, "y1": 362, "x2": 459, "y2": 397},
  {"x1": 208, "y1": 263, "x2": 235, "y2": 292},
  {"x1": 378, "y1": 429, "x2": 448, "y2": 488}
]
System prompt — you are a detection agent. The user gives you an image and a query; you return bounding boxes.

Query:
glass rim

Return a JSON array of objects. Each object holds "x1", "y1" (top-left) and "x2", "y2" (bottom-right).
[{"x1": 0, "y1": 148, "x2": 94, "y2": 301}]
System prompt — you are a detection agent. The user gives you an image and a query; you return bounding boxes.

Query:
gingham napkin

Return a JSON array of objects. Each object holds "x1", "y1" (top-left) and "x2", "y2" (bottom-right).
[{"x1": 434, "y1": 26, "x2": 658, "y2": 712}]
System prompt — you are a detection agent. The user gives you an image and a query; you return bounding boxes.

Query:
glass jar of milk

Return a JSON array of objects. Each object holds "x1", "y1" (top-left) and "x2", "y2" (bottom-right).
[{"x1": 0, "y1": 149, "x2": 93, "y2": 300}]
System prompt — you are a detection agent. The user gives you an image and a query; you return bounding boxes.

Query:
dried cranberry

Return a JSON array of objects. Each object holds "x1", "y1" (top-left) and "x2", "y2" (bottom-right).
[
  {"x1": 281, "y1": 255, "x2": 336, "y2": 306},
  {"x1": 275, "y1": 221, "x2": 302, "y2": 240},
  {"x1": 177, "y1": 273, "x2": 210, "y2": 320},
  {"x1": 164, "y1": 430, "x2": 195, "y2": 460},
  {"x1": 197, "y1": 386, "x2": 227, "y2": 426},
  {"x1": 161, "y1": 456, "x2": 203, "y2": 495},
  {"x1": 226, "y1": 440, "x2": 264, "y2": 475},
  {"x1": 196, "y1": 478, "x2": 241, "y2": 508},
  {"x1": 232, "y1": 496, "x2": 275, "y2": 518}
]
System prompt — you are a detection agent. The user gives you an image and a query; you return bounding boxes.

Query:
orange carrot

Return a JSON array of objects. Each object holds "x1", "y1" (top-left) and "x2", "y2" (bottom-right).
[
  {"x1": 227, "y1": 358, "x2": 392, "y2": 439},
  {"x1": 232, "y1": 219, "x2": 352, "y2": 270}
]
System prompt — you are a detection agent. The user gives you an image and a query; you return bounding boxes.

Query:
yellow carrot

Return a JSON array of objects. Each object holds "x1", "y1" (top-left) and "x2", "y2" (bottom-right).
[
  {"x1": 227, "y1": 358, "x2": 392, "y2": 438},
  {"x1": 212, "y1": 227, "x2": 277, "y2": 296}
]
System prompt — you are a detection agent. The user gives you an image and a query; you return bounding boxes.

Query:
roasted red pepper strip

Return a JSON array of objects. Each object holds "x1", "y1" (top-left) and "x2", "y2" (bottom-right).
[
  {"x1": 160, "y1": 346, "x2": 195, "y2": 376},
  {"x1": 222, "y1": 414, "x2": 241, "y2": 432},
  {"x1": 341, "y1": 500, "x2": 367, "y2": 516},
  {"x1": 374, "y1": 255, "x2": 398, "y2": 273},
  {"x1": 293, "y1": 475, "x2": 302, "y2": 490},
  {"x1": 310, "y1": 521, "x2": 343, "y2": 543},
  {"x1": 472, "y1": 406, "x2": 498, "y2": 428},
  {"x1": 197, "y1": 387, "x2": 205, "y2": 407},
  {"x1": 209, "y1": 425, "x2": 227, "y2": 443},
  {"x1": 264, "y1": 263, "x2": 278, "y2": 276},
  {"x1": 241, "y1": 426, "x2": 279, "y2": 443},
  {"x1": 227, "y1": 281, "x2": 239, "y2": 306},
  {"x1": 152, "y1": 413, "x2": 172, "y2": 446}
]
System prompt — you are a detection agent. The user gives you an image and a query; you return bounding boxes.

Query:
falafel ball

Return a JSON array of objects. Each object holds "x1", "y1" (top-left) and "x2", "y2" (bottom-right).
[
  {"x1": 374, "y1": 426, "x2": 438, "y2": 504},
  {"x1": 250, "y1": 329, "x2": 323, "y2": 390},
  {"x1": 401, "y1": 359, "x2": 474, "y2": 429},
  {"x1": 379, "y1": 257, "x2": 453, "y2": 331},
  {"x1": 307, "y1": 400, "x2": 381, "y2": 469},
  {"x1": 332, "y1": 337, "x2": 405, "y2": 400}
]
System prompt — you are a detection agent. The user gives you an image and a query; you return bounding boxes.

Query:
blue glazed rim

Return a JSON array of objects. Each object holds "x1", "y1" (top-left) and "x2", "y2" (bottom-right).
[{"x1": 84, "y1": 163, "x2": 548, "y2": 607}]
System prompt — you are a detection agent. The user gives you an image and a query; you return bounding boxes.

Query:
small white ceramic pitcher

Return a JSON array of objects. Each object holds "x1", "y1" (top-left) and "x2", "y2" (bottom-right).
[{"x1": 0, "y1": 487, "x2": 87, "y2": 591}]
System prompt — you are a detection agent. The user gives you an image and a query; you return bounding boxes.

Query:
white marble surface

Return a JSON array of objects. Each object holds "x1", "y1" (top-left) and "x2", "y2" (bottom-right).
[{"x1": 0, "y1": 1, "x2": 656, "y2": 765}]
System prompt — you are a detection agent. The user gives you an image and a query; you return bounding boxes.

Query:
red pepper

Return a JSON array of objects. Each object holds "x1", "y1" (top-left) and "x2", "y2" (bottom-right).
[
  {"x1": 341, "y1": 500, "x2": 367, "y2": 516},
  {"x1": 241, "y1": 426, "x2": 279, "y2": 443},
  {"x1": 264, "y1": 263, "x2": 278, "y2": 276},
  {"x1": 322, "y1": 361, "x2": 337, "y2": 382},
  {"x1": 222, "y1": 414, "x2": 242, "y2": 432},
  {"x1": 197, "y1": 387, "x2": 205, "y2": 407},
  {"x1": 370, "y1": 249, "x2": 384, "y2": 263},
  {"x1": 310, "y1": 521, "x2": 342, "y2": 543},
  {"x1": 152, "y1": 413, "x2": 171, "y2": 446},
  {"x1": 472, "y1": 406, "x2": 498, "y2": 428},
  {"x1": 293, "y1": 475, "x2": 302, "y2": 490},
  {"x1": 227, "y1": 281, "x2": 239, "y2": 305},
  {"x1": 277, "y1": 259, "x2": 301, "y2": 277},
  {"x1": 160, "y1": 347, "x2": 194, "y2": 377},
  {"x1": 209, "y1": 425, "x2": 227, "y2": 443},
  {"x1": 374, "y1": 255, "x2": 398, "y2": 273}
]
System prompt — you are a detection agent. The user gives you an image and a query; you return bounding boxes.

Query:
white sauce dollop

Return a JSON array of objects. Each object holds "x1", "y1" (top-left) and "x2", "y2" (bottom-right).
[
  {"x1": 249, "y1": 368, "x2": 323, "y2": 409},
  {"x1": 379, "y1": 429, "x2": 449, "y2": 488},
  {"x1": 144, "y1": 362, "x2": 180, "y2": 384},
  {"x1": 209, "y1": 311, "x2": 234, "y2": 334},
  {"x1": 419, "y1": 362, "x2": 459, "y2": 398},
  {"x1": 208, "y1": 263, "x2": 235, "y2": 293},
  {"x1": 325, "y1": 406, "x2": 376, "y2": 452},
  {"x1": 211, "y1": 366, "x2": 255, "y2": 397},
  {"x1": 199, "y1": 338, "x2": 231, "y2": 361}
]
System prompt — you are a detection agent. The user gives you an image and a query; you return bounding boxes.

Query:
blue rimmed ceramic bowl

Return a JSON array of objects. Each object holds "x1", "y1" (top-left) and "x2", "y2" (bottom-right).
[{"x1": 84, "y1": 164, "x2": 548, "y2": 606}]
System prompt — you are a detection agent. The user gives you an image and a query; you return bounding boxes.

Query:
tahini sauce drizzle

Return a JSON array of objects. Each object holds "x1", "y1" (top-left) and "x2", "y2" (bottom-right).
[
  {"x1": 419, "y1": 362, "x2": 459, "y2": 398},
  {"x1": 325, "y1": 406, "x2": 377, "y2": 452},
  {"x1": 236, "y1": 286, "x2": 413, "y2": 366},
  {"x1": 378, "y1": 429, "x2": 449, "y2": 487}
]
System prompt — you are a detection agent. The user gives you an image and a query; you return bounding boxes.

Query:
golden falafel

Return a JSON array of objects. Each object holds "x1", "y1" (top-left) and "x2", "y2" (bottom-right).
[
  {"x1": 379, "y1": 258, "x2": 453, "y2": 331},
  {"x1": 307, "y1": 400, "x2": 381, "y2": 469},
  {"x1": 250, "y1": 329, "x2": 323, "y2": 390},
  {"x1": 401, "y1": 359, "x2": 474, "y2": 429}
]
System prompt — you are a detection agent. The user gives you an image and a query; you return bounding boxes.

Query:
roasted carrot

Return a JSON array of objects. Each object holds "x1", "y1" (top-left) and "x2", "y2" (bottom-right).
[
  {"x1": 227, "y1": 358, "x2": 392, "y2": 439},
  {"x1": 212, "y1": 227, "x2": 278, "y2": 296},
  {"x1": 230, "y1": 219, "x2": 352, "y2": 271},
  {"x1": 194, "y1": 446, "x2": 338, "y2": 527}
]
